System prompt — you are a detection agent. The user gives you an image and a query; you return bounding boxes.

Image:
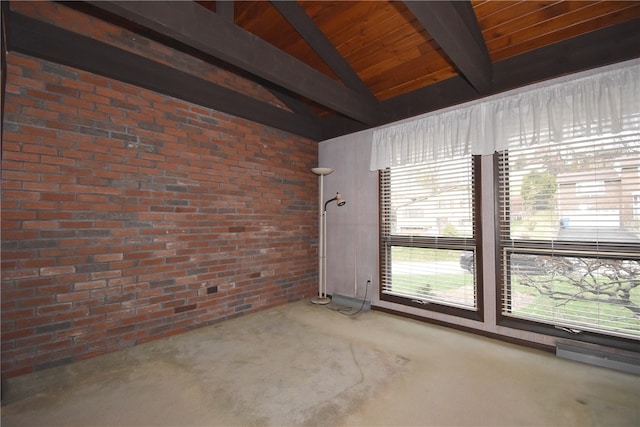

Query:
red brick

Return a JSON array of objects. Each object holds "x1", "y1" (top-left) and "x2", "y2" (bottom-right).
[
  {"x1": 23, "y1": 182, "x2": 60, "y2": 192},
  {"x1": 74, "y1": 280, "x2": 107, "y2": 291},
  {"x1": 41, "y1": 155, "x2": 77, "y2": 167},
  {"x1": 55, "y1": 309, "x2": 90, "y2": 322},
  {"x1": 1, "y1": 11, "x2": 317, "y2": 380},
  {"x1": 2, "y1": 151, "x2": 40, "y2": 164},
  {"x1": 15, "y1": 333, "x2": 56, "y2": 348},
  {"x1": 2, "y1": 170, "x2": 41, "y2": 182},
  {"x1": 38, "y1": 337, "x2": 76, "y2": 352},
  {"x1": 23, "y1": 163, "x2": 61, "y2": 175},
  {"x1": 19, "y1": 295, "x2": 57, "y2": 307},
  {"x1": 40, "y1": 266, "x2": 76, "y2": 276},
  {"x1": 62, "y1": 96, "x2": 94, "y2": 110},
  {"x1": 21, "y1": 200, "x2": 58, "y2": 210},
  {"x1": 56, "y1": 292, "x2": 91, "y2": 303},
  {"x1": 20, "y1": 125, "x2": 59, "y2": 138},
  {"x1": 2, "y1": 269, "x2": 40, "y2": 280},
  {"x1": 2, "y1": 131, "x2": 39, "y2": 145},
  {"x1": 22, "y1": 144, "x2": 58, "y2": 156},
  {"x1": 7, "y1": 75, "x2": 45, "y2": 90},
  {"x1": 5, "y1": 53, "x2": 41, "y2": 69},
  {"x1": 22, "y1": 220, "x2": 59, "y2": 230},
  {"x1": 37, "y1": 303, "x2": 73, "y2": 314},
  {"x1": 2, "y1": 288, "x2": 36, "y2": 301},
  {"x1": 1, "y1": 329, "x2": 37, "y2": 341},
  {"x1": 1, "y1": 211, "x2": 37, "y2": 221}
]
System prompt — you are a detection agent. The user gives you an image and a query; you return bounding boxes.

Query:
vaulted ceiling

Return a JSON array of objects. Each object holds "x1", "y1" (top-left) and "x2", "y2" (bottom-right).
[{"x1": 4, "y1": 1, "x2": 640, "y2": 141}]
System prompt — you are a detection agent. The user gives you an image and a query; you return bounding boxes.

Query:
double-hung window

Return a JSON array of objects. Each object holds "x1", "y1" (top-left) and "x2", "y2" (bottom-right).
[
  {"x1": 498, "y1": 108, "x2": 640, "y2": 347},
  {"x1": 380, "y1": 155, "x2": 481, "y2": 320},
  {"x1": 374, "y1": 59, "x2": 638, "y2": 345}
]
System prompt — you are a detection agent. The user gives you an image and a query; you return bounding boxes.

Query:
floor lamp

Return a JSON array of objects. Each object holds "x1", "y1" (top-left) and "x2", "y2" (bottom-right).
[{"x1": 311, "y1": 168, "x2": 346, "y2": 304}]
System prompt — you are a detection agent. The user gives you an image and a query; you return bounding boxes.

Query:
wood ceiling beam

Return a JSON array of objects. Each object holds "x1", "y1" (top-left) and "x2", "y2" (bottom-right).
[
  {"x1": 87, "y1": 0, "x2": 377, "y2": 125},
  {"x1": 216, "y1": 1, "x2": 234, "y2": 22},
  {"x1": 1, "y1": 1, "x2": 7, "y2": 135},
  {"x1": 404, "y1": 0, "x2": 492, "y2": 94},
  {"x1": 321, "y1": 17, "x2": 640, "y2": 140},
  {"x1": 208, "y1": 2, "x2": 317, "y2": 123},
  {"x1": 270, "y1": 1, "x2": 377, "y2": 104},
  {"x1": 6, "y1": 12, "x2": 323, "y2": 140}
]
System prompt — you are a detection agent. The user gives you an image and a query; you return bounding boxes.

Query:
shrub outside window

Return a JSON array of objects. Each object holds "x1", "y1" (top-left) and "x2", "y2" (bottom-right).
[{"x1": 498, "y1": 130, "x2": 640, "y2": 345}]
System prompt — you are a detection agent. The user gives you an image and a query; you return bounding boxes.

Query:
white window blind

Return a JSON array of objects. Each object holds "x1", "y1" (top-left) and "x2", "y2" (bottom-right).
[
  {"x1": 380, "y1": 156, "x2": 478, "y2": 314},
  {"x1": 498, "y1": 126, "x2": 640, "y2": 339}
]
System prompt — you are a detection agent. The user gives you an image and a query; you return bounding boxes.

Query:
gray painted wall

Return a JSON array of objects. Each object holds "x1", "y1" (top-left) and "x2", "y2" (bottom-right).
[
  {"x1": 319, "y1": 132, "x2": 555, "y2": 348},
  {"x1": 317, "y1": 130, "x2": 378, "y2": 302}
]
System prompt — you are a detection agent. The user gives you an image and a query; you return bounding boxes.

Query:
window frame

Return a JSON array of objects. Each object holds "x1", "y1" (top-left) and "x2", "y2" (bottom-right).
[
  {"x1": 495, "y1": 152, "x2": 640, "y2": 352},
  {"x1": 379, "y1": 155, "x2": 484, "y2": 322}
]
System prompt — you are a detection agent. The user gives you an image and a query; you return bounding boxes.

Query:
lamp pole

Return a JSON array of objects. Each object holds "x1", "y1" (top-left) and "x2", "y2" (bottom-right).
[{"x1": 311, "y1": 168, "x2": 333, "y2": 304}]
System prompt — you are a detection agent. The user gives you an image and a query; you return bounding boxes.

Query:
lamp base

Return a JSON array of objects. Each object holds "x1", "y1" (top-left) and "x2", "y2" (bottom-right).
[{"x1": 310, "y1": 296, "x2": 331, "y2": 305}]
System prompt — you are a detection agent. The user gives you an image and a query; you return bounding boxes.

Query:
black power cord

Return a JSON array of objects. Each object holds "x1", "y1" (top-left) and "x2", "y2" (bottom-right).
[{"x1": 326, "y1": 279, "x2": 371, "y2": 317}]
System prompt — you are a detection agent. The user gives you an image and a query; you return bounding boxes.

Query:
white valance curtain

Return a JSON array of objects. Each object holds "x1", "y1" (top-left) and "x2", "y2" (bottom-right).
[{"x1": 370, "y1": 59, "x2": 640, "y2": 171}]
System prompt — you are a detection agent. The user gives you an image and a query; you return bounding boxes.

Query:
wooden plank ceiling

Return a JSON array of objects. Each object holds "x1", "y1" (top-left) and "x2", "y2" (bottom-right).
[{"x1": 5, "y1": 1, "x2": 640, "y2": 141}]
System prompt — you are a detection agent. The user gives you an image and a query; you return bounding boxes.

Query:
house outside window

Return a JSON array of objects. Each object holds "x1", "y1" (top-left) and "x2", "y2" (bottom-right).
[{"x1": 498, "y1": 133, "x2": 640, "y2": 345}]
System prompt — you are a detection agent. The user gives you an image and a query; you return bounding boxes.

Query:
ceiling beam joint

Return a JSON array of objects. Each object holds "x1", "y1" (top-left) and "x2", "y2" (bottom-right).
[
  {"x1": 270, "y1": 0, "x2": 377, "y2": 104},
  {"x1": 88, "y1": 0, "x2": 377, "y2": 124},
  {"x1": 404, "y1": 0, "x2": 492, "y2": 94}
]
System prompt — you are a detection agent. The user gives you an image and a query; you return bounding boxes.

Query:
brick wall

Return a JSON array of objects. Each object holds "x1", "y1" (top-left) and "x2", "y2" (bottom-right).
[{"x1": 1, "y1": 3, "x2": 318, "y2": 380}]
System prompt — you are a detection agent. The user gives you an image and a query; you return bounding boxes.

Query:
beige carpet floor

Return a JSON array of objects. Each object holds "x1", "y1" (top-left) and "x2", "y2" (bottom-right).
[{"x1": 2, "y1": 300, "x2": 639, "y2": 426}]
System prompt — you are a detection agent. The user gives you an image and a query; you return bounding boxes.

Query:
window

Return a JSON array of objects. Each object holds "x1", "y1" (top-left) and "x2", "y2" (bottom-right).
[
  {"x1": 380, "y1": 156, "x2": 481, "y2": 320},
  {"x1": 373, "y1": 59, "x2": 638, "y2": 348},
  {"x1": 498, "y1": 130, "x2": 640, "y2": 344}
]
